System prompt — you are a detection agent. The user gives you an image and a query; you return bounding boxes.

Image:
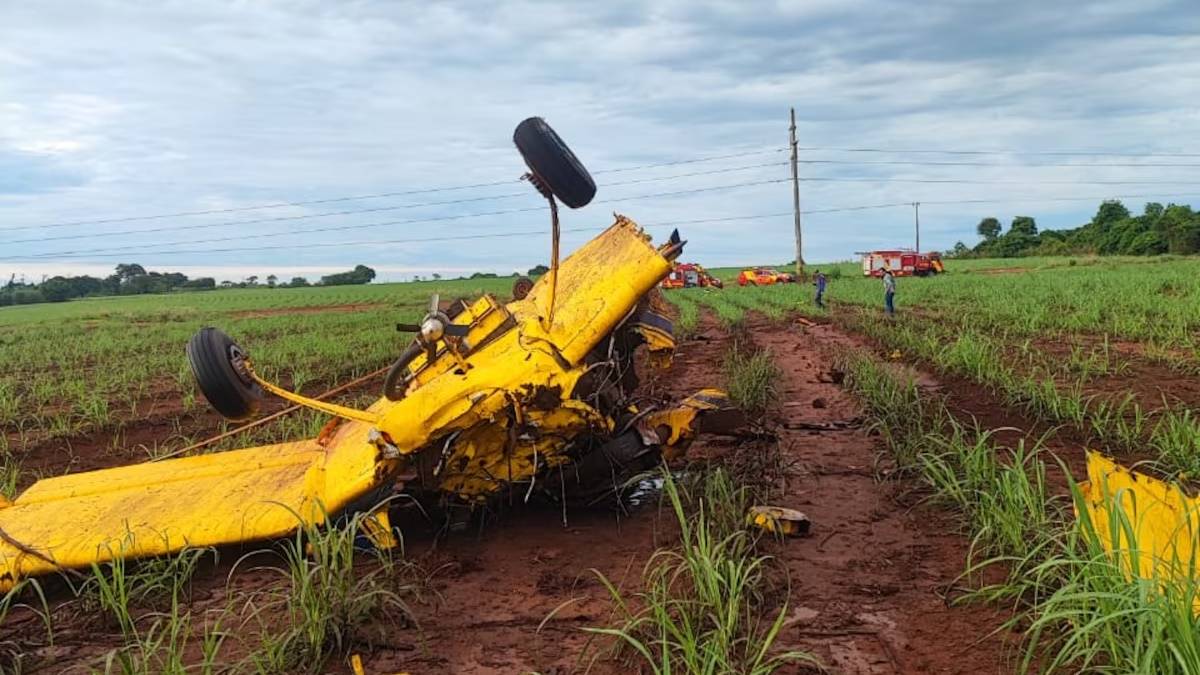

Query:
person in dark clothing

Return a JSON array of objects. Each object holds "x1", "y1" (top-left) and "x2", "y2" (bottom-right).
[
  {"x1": 813, "y1": 270, "x2": 827, "y2": 308},
  {"x1": 882, "y1": 267, "x2": 896, "y2": 315}
]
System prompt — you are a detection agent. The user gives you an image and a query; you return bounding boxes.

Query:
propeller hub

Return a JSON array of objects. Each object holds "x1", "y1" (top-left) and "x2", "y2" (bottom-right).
[{"x1": 420, "y1": 317, "x2": 445, "y2": 343}]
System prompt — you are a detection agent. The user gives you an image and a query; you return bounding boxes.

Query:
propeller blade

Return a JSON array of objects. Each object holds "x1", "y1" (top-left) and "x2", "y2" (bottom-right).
[
  {"x1": 395, "y1": 323, "x2": 422, "y2": 332},
  {"x1": 429, "y1": 293, "x2": 440, "y2": 314},
  {"x1": 443, "y1": 324, "x2": 470, "y2": 337},
  {"x1": 425, "y1": 344, "x2": 437, "y2": 363}
]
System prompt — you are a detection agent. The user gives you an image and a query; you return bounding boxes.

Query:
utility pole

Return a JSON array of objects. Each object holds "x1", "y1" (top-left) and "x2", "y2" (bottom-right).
[
  {"x1": 913, "y1": 201, "x2": 921, "y2": 252},
  {"x1": 789, "y1": 108, "x2": 804, "y2": 279}
]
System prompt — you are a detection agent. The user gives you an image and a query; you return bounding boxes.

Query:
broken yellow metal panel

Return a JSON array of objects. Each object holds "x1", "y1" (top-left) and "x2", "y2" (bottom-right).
[
  {"x1": 1079, "y1": 451, "x2": 1200, "y2": 583},
  {"x1": 514, "y1": 215, "x2": 673, "y2": 364}
]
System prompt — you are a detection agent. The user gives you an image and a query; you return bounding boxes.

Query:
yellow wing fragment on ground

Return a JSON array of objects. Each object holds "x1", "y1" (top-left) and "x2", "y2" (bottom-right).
[
  {"x1": 1079, "y1": 451, "x2": 1200, "y2": 586},
  {"x1": 0, "y1": 417, "x2": 387, "y2": 590}
]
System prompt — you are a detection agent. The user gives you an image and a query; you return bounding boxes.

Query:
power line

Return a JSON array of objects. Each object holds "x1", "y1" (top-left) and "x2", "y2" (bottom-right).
[
  {"x1": 0, "y1": 212, "x2": 800, "y2": 260},
  {"x1": 3, "y1": 179, "x2": 789, "y2": 260},
  {"x1": 799, "y1": 177, "x2": 1200, "y2": 186},
  {"x1": 6, "y1": 190, "x2": 1196, "y2": 263},
  {"x1": 799, "y1": 158, "x2": 1200, "y2": 168},
  {"x1": 593, "y1": 148, "x2": 785, "y2": 173},
  {"x1": 797, "y1": 146, "x2": 1200, "y2": 158},
  {"x1": 6, "y1": 161, "x2": 789, "y2": 246},
  {"x1": 916, "y1": 193, "x2": 1199, "y2": 208},
  {"x1": 1, "y1": 147, "x2": 786, "y2": 233}
]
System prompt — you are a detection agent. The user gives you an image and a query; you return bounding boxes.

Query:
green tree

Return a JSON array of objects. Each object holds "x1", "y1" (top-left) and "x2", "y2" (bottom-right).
[
  {"x1": 320, "y1": 265, "x2": 376, "y2": 286},
  {"x1": 527, "y1": 264, "x2": 550, "y2": 276},
  {"x1": 1010, "y1": 216, "x2": 1038, "y2": 237},
  {"x1": 114, "y1": 263, "x2": 146, "y2": 281},
  {"x1": 976, "y1": 217, "x2": 1001, "y2": 240},
  {"x1": 182, "y1": 277, "x2": 216, "y2": 290},
  {"x1": 38, "y1": 277, "x2": 75, "y2": 302},
  {"x1": 1093, "y1": 200, "x2": 1130, "y2": 229},
  {"x1": 266, "y1": 274, "x2": 278, "y2": 288},
  {"x1": 288, "y1": 276, "x2": 309, "y2": 287},
  {"x1": 1162, "y1": 205, "x2": 1200, "y2": 254}
]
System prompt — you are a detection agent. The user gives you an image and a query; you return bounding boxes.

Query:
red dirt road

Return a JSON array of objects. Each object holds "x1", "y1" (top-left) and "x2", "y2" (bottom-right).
[{"x1": 361, "y1": 316, "x2": 1012, "y2": 673}]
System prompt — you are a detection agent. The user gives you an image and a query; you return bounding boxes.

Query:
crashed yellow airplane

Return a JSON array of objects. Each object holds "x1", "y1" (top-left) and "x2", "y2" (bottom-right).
[{"x1": 0, "y1": 118, "x2": 739, "y2": 590}]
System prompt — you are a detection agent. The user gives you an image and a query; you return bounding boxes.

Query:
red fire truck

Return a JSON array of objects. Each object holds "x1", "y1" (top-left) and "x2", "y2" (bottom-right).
[
  {"x1": 661, "y1": 262, "x2": 724, "y2": 289},
  {"x1": 859, "y1": 250, "x2": 944, "y2": 277}
]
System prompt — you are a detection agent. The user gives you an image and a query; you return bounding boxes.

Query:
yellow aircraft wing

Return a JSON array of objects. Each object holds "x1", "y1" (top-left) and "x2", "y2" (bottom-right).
[{"x1": 0, "y1": 416, "x2": 388, "y2": 590}]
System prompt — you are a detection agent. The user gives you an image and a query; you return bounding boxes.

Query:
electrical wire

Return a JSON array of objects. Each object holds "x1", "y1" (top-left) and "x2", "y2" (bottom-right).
[
  {"x1": 3, "y1": 179, "x2": 789, "y2": 260},
  {"x1": 4, "y1": 161, "x2": 789, "y2": 246},
  {"x1": 0, "y1": 147, "x2": 785, "y2": 233},
  {"x1": 797, "y1": 146, "x2": 1200, "y2": 158},
  {"x1": 0, "y1": 213, "x2": 799, "y2": 260},
  {"x1": 799, "y1": 158, "x2": 1200, "y2": 168},
  {"x1": 799, "y1": 177, "x2": 1200, "y2": 186},
  {"x1": 7, "y1": 190, "x2": 1198, "y2": 263}
]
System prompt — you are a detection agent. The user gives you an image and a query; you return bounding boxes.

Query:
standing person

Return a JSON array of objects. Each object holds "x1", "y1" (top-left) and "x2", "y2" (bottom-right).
[
  {"x1": 882, "y1": 266, "x2": 896, "y2": 315},
  {"x1": 813, "y1": 269, "x2": 827, "y2": 308}
]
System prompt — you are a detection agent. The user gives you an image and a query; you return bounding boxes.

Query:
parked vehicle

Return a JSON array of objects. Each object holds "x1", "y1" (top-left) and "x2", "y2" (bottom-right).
[
  {"x1": 859, "y1": 250, "x2": 944, "y2": 277},
  {"x1": 737, "y1": 267, "x2": 795, "y2": 286},
  {"x1": 662, "y1": 262, "x2": 723, "y2": 289}
]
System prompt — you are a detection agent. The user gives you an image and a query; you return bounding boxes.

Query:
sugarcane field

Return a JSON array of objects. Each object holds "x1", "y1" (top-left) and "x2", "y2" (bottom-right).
[{"x1": 3, "y1": 3, "x2": 1200, "y2": 674}]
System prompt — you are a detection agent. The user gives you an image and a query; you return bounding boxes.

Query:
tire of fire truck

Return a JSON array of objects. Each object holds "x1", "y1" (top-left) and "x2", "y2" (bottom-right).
[
  {"x1": 186, "y1": 327, "x2": 264, "y2": 421},
  {"x1": 512, "y1": 276, "x2": 534, "y2": 300},
  {"x1": 513, "y1": 117, "x2": 596, "y2": 209}
]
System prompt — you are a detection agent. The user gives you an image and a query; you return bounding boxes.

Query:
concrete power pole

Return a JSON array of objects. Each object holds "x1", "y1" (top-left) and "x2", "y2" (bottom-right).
[
  {"x1": 789, "y1": 108, "x2": 804, "y2": 278},
  {"x1": 913, "y1": 201, "x2": 921, "y2": 252}
]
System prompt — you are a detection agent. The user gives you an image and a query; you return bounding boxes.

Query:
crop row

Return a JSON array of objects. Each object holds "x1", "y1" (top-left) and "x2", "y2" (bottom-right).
[{"x1": 839, "y1": 348, "x2": 1200, "y2": 673}]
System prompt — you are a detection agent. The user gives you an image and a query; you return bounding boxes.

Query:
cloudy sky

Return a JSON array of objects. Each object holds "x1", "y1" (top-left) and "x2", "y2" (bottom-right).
[{"x1": 2, "y1": 0, "x2": 1198, "y2": 283}]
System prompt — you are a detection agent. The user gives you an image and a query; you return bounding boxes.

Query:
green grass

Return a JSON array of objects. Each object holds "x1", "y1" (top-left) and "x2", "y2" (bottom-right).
[
  {"x1": 722, "y1": 343, "x2": 780, "y2": 415},
  {"x1": 586, "y1": 469, "x2": 814, "y2": 674},
  {"x1": 236, "y1": 507, "x2": 420, "y2": 674},
  {"x1": 0, "y1": 278, "x2": 514, "y2": 450}
]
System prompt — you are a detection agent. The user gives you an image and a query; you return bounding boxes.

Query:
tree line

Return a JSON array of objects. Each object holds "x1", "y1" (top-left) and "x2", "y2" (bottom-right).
[
  {"x1": 951, "y1": 199, "x2": 1200, "y2": 258},
  {"x1": 1, "y1": 263, "x2": 378, "y2": 307}
]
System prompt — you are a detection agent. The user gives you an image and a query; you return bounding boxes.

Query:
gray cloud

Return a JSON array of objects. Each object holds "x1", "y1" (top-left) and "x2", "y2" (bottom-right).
[{"x1": 1, "y1": 0, "x2": 1198, "y2": 282}]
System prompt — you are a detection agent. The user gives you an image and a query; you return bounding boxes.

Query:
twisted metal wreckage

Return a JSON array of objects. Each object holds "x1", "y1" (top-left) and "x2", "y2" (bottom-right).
[{"x1": 0, "y1": 117, "x2": 745, "y2": 589}]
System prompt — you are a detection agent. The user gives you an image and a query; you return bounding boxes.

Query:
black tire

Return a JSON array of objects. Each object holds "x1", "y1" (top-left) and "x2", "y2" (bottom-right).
[
  {"x1": 513, "y1": 117, "x2": 596, "y2": 209},
  {"x1": 186, "y1": 327, "x2": 263, "y2": 421},
  {"x1": 512, "y1": 276, "x2": 534, "y2": 300},
  {"x1": 383, "y1": 342, "x2": 424, "y2": 401}
]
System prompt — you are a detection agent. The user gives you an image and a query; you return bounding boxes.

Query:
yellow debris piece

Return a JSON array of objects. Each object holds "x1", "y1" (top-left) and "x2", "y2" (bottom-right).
[
  {"x1": 1080, "y1": 451, "x2": 1200, "y2": 586},
  {"x1": 747, "y1": 506, "x2": 810, "y2": 537}
]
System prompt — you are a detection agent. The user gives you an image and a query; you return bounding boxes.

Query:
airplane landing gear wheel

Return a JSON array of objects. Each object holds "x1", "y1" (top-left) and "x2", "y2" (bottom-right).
[
  {"x1": 186, "y1": 327, "x2": 264, "y2": 421},
  {"x1": 513, "y1": 117, "x2": 596, "y2": 209},
  {"x1": 512, "y1": 276, "x2": 534, "y2": 300}
]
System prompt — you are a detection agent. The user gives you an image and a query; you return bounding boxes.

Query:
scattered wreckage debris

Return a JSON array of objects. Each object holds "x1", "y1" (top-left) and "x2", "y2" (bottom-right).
[{"x1": 747, "y1": 505, "x2": 811, "y2": 537}]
